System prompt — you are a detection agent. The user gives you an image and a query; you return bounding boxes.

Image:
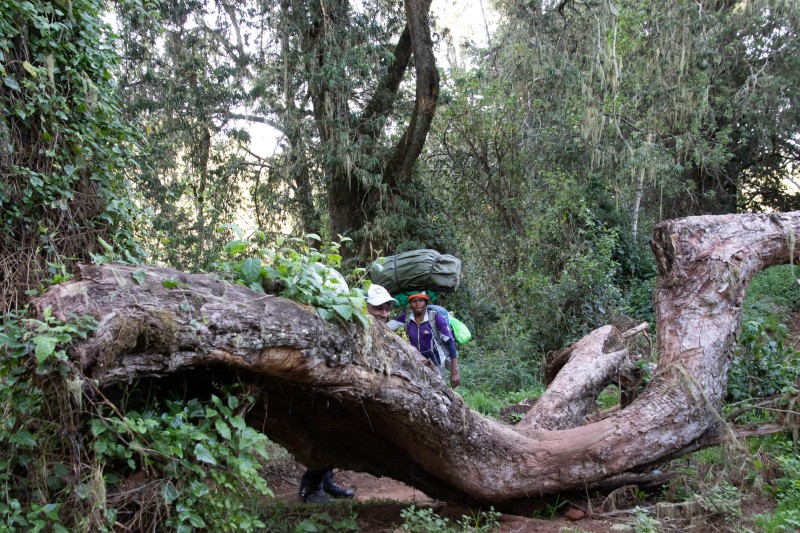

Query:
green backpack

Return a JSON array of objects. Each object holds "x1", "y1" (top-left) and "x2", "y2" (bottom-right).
[{"x1": 427, "y1": 304, "x2": 472, "y2": 345}]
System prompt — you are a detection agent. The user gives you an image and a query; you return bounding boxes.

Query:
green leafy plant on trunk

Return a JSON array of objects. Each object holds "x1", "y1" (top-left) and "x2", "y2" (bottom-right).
[{"x1": 214, "y1": 226, "x2": 371, "y2": 328}]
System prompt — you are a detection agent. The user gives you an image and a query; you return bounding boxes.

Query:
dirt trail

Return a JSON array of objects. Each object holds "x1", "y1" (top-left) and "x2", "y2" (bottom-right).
[
  {"x1": 267, "y1": 464, "x2": 620, "y2": 532},
  {"x1": 269, "y1": 468, "x2": 438, "y2": 506}
]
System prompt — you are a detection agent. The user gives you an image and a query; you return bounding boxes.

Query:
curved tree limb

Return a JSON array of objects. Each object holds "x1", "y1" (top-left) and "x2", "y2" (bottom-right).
[
  {"x1": 34, "y1": 211, "x2": 800, "y2": 504},
  {"x1": 383, "y1": 0, "x2": 440, "y2": 190}
]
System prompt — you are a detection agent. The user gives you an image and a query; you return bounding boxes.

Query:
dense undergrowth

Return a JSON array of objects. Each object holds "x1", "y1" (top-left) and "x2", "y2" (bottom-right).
[
  {"x1": 3, "y1": 0, "x2": 799, "y2": 530},
  {"x1": 452, "y1": 264, "x2": 800, "y2": 532}
]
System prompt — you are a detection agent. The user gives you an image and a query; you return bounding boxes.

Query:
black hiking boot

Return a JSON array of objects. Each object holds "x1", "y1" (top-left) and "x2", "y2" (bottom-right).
[
  {"x1": 299, "y1": 469, "x2": 331, "y2": 503},
  {"x1": 300, "y1": 486, "x2": 331, "y2": 503},
  {"x1": 322, "y1": 469, "x2": 355, "y2": 499}
]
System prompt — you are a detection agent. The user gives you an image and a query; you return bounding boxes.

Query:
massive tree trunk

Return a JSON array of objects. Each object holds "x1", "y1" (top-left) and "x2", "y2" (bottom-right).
[{"x1": 34, "y1": 212, "x2": 800, "y2": 504}]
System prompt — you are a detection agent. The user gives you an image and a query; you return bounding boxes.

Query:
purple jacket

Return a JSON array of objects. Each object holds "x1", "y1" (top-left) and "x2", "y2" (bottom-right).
[{"x1": 388, "y1": 310, "x2": 458, "y2": 365}]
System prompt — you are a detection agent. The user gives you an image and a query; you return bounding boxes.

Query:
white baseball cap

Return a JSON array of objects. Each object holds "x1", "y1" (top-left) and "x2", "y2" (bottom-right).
[{"x1": 366, "y1": 284, "x2": 398, "y2": 306}]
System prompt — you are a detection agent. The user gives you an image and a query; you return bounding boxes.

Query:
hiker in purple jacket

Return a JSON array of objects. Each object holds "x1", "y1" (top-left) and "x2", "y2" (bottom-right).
[{"x1": 388, "y1": 292, "x2": 460, "y2": 388}]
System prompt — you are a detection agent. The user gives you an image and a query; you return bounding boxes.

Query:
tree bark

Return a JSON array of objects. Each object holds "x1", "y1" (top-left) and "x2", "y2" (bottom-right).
[{"x1": 34, "y1": 211, "x2": 800, "y2": 504}]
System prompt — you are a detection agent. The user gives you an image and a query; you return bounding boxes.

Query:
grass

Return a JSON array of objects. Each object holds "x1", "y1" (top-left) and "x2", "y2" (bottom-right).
[
  {"x1": 742, "y1": 265, "x2": 800, "y2": 324},
  {"x1": 458, "y1": 386, "x2": 544, "y2": 419}
]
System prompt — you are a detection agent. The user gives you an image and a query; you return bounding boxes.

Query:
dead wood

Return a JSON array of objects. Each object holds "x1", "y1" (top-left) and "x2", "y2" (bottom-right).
[{"x1": 33, "y1": 211, "x2": 800, "y2": 503}]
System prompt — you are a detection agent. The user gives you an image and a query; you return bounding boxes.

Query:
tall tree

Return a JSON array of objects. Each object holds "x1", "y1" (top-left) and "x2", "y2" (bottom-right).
[
  {"x1": 489, "y1": 0, "x2": 800, "y2": 223},
  {"x1": 116, "y1": 0, "x2": 261, "y2": 270},
  {"x1": 424, "y1": 0, "x2": 800, "y2": 341},
  {"x1": 116, "y1": 0, "x2": 441, "y2": 266}
]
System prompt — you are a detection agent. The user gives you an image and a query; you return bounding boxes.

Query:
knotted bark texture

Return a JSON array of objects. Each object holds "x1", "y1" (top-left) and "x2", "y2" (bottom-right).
[{"x1": 34, "y1": 212, "x2": 800, "y2": 504}]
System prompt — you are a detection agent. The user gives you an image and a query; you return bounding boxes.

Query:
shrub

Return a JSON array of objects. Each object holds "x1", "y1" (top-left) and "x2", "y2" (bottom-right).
[
  {"x1": 753, "y1": 443, "x2": 800, "y2": 532},
  {"x1": 214, "y1": 228, "x2": 370, "y2": 328},
  {"x1": 399, "y1": 505, "x2": 500, "y2": 533},
  {"x1": 728, "y1": 317, "x2": 800, "y2": 403}
]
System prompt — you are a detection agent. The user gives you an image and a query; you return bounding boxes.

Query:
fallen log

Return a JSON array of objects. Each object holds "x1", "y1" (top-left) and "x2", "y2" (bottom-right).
[{"x1": 34, "y1": 211, "x2": 800, "y2": 503}]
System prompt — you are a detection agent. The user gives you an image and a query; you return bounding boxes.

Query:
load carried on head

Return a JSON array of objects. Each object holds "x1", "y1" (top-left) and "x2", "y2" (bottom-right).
[
  {"x1": 370, "y1": 249, "x2": 471, "y2": 345},
  {"x1": 367, "y1": 249, "x2": 461, "y2": 296}
]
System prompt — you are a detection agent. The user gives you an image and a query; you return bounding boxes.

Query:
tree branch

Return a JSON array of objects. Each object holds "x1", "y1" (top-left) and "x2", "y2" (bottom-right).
[
  {"x1": 383, "y1": 0, "x2": 440, "y2": 191},
  {"x1": 357, "y1": 25, "x2": 413, "y2": 140},
  {"x1": 34, "y1": 212, "x2": 800, "y2": 504}
]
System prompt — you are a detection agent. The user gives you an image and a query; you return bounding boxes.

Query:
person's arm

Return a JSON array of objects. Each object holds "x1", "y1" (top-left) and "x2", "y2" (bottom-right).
[
  {"x1": 387, "y1": 313, "x2": 405, "y2": 331},
  {"x1": 448, "y1": 356, "x2": 460, "y2": 388},
  {"x1": 435, "y1": 314, "x2": 460, "y2": 387}
]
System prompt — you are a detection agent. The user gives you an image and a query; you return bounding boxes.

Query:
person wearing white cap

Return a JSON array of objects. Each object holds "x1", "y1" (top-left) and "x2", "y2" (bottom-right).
[
  {"x1": 298, "y1": 284, "x2": 397, "y2": 503},
  {"x1": 365, "y1": 283, "x2": 398, "y2": 323}
]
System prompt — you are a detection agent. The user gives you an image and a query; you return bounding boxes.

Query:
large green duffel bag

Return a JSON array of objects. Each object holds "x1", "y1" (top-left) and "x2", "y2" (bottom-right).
[{"x1": 368, "y1": 249, "x2": 461, "y2": 295}]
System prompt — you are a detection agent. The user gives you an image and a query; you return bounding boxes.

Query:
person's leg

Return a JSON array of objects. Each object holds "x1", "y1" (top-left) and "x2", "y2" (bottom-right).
[
  {"x1": 299, "y1": 468, "x2": 330, "y2": 503},
  {"x1": 322, "y1": 468, "x2": 355, "y2": 499}
]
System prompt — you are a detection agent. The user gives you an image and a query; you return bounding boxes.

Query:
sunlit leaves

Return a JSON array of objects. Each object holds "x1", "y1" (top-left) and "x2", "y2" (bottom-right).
[{"x1": 215, "y1": 229, "x2": 371, "y2": 328}]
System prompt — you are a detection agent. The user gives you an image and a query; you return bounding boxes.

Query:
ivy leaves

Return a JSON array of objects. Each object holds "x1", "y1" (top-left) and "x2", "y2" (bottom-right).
[
  {"x1": 1, "y1": 305, "x2": 98, "y2": 369},
  {"x1": 91, "y1": 393, "x2": 272, "y2": 531},
  {"x1": 1, "y1": 0, "x2": 143, "y2": 314}
]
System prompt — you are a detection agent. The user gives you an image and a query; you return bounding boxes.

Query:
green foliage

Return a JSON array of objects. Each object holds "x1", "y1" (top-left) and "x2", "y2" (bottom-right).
[
  {"x1": 728, "y1": 317, "x2": 800, "y2": 402},
  {"x1": 753, "y1": 444, "x2": 800, "y2": 532},
  {"x1": 596, "y1": 386, "x2": 622, "y2": 410},
  {"x1": 256, "y1": 503, "x2": 361, "y2": 533},
  {"x1": 1, "y1": 308, "x2": 275, "y2": 531},
  {"x1": 115, "y1": 0, "x2": 263, "y2": 271},
  {"x1": 399, "y1": 505, "x2": 500, "y2": 533},
  {"x1": 93, "y1": 393, "x2": 272, "y2": 532},
  {"x1": 699, "y1": 481, "x2": 742, "y2": 520},
  {"x1": 0, "y1": 309, "x2": 97, "y2": 531},
  {"x1": 632, "y1": 507, "x2": 660, "y2": 533},
  {"x1": 458, "y1": 332, "x2": 543, "y2": 397},
  {"x1": 743, "y1": 265, "x2": 800, "y2": 323},
  {"x1": 293, "y1": 511, "x2": 359, "y2": 532},
  {"x1": 459, "y1": 385, "x2": 543, "y2": 421},
  {"x1": 0, "y1": 0, "x2": 144, "y2": 313},
  {"x1": 215, "y1": 227, "x2": 371, "y2": 328},
  {"x1": 505, "y1": 200, "x2": 626, "y2": 355},
  {"x1": 622, "y1": 275, "x2": 657, "y2": 326},
  {"x1": 458, "y1": 389, "x2": 503, "y2": 418},
  {"x1": 115, "y1": 0, "x2": 424, "y2": 264},
  {"x1": 403, "y1": 505, "x2": 442, "y2": 531},
  {"x1": 425, "y1": 0, "x2": 800, "y2": 393},
  {"x1": 530, "y1": 494, "x2": 568, "y2": 520}
]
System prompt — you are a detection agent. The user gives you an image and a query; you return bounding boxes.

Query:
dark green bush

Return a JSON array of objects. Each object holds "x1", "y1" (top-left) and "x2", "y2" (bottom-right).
[
  {"x1": 1, "y1": 309, "x2": 275, "y2": 532},
  {"x1": 728, "y1": 318, "x2": 800, "y2": 403}
]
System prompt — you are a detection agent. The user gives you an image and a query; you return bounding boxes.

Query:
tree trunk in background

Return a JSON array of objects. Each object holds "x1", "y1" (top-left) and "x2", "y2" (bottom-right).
[
  {"x1": 319, "y1": 0, "x2": 439, "y2": 255},
  {"x1": 35, "y1": 212, "x2": 800, "y2": 504}
]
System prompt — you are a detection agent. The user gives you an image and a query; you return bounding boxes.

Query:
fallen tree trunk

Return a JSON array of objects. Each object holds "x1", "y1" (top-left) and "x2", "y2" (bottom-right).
[
  {"x1": 524, "y1": 323, "x2": 647, "y2": 431},
  {"x1": 34, "y1": 212, "x2": 800, "y2": 504}
]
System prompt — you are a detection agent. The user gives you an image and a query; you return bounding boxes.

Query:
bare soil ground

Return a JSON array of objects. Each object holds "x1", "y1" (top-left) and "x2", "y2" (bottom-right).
[
  {"x1": 268, "y1": 438, "x2": 774, "y2": 533},
  {"x1": 267, "y1": 461, "x2": 643, "y2": 532},
  {"x1": 266, "y1": 460, "x2": 777, "y2": 532}
]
